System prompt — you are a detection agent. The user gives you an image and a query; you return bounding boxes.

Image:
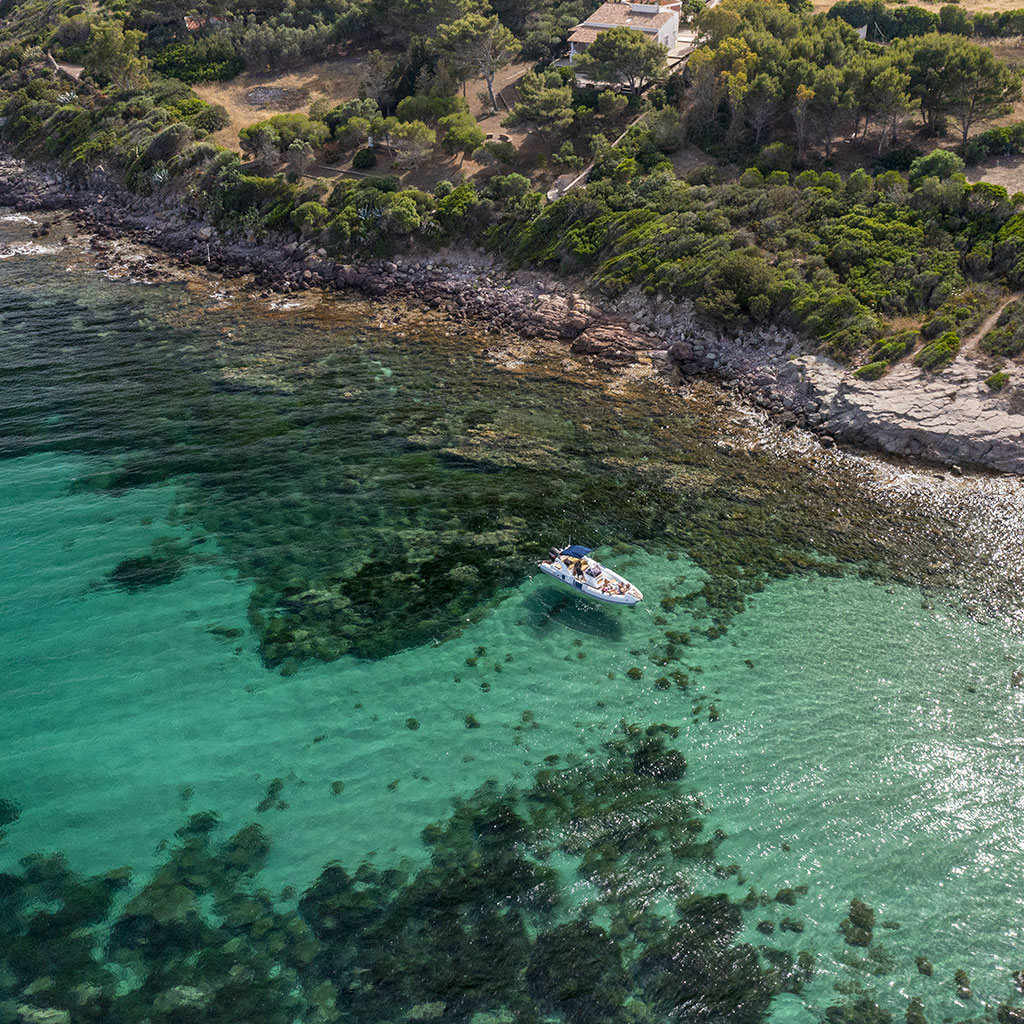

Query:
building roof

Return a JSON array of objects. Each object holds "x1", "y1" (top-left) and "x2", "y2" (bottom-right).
[
  {"x1": 576, "y1": 2, "x2": 675, "y2": 33},
  {"x1": 569, "y1": 26, "x2": 604, "y2": 43}
]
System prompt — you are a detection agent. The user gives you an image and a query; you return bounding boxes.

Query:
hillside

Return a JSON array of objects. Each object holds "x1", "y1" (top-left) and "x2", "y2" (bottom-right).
[{"x1": 2, "y1": 0, "x2": 1024, "y2": 393}]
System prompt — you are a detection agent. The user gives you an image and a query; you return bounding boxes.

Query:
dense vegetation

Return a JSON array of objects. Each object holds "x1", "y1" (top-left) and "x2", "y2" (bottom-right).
[{"x1": 1, "y1": 0, "x2": 1023, "y2": 372}]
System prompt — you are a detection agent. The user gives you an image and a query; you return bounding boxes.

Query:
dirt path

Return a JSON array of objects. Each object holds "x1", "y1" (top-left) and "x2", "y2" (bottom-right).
[
  {"x1": 963, "y1": 291, "x2": 1023, "y2": 355},
  {"x1": 47, "y1": 52, "x2": 83, "y2": 82}
]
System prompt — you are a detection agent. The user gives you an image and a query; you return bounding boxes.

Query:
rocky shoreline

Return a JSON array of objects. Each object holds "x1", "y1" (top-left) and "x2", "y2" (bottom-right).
[{"x1": 3, "y1": 153, "x2": 1024, "y2": 475}]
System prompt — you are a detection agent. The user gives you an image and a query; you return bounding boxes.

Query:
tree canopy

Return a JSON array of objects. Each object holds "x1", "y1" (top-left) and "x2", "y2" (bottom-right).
[
  {"x1": 574, "y1": 25, "x2": 668, "y2": 94},
  {"x1": 435, "y1": 12, "x2": 520, "y2": 112}
]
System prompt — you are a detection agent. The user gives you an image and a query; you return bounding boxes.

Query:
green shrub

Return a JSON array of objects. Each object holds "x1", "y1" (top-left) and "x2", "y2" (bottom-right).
[
  {"x1": 435, "y1": 182, "x2": 480, "y2": 233},
  {"x1": 291, "y1": 200, "x2": 328, "y2": 235},
  {"x1": 757, "y1": 141, "x2": 794, "y2": 173},
  {"x1": 146, "y1": 121, "x2": 192, "y2": 164},
  {"x1": 239, "y1": 114, "x2": 327, "y2": 155},
  {"x1": 920, "y1": 314, "x2": 954, "y2": 340},
  {"x1": 395, "y1": 93, "x2": 465, "y2": 123},
  {"x1": 875, "y1": 146, "x2": 920, "y2": 172},
  {"x1": 854, "y1": 360, "x2": 889, "y2": 380},
  {"x1": 739, "y1": 167, "x2": 765, "y2": 188},
  {"x1": 979, "y1": 299, "x2": 1024, "y2": 357},
  {"x1": 962, "y1": 121, "x2": 1024, "y2": 165},
  {"x1": 352, "y1": 147, "x2": 377, "y2": 169},
  {"x1": 909, "y1": 148, "x2": 965, "y2": 186},
  {"x1": 190, "y1": 103, "x2": 230, "y2": 135},
  {"x1": 914, "y1": 330, "x2": 960, "y2": 370},
  {"x1": 481, "y1": 140, "x2": 517, "y2": 165},
  {"x1": 871, "y1": 329, "x2": 917, "y2": 362},
  {"x1": 986, "y1": 370, "x2": 1010, "y2": 390},
  {"x1": 325, "y1": 98, "x2": 379, "y2": 136},
  {"x1": 150, "y1": 36, "x2": 243, "y2": 83}
]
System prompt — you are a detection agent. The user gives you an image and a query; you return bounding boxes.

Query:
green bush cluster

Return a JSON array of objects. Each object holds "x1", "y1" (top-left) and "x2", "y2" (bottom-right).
[
  {"x1": 239, "y1": 113, "x2": 328, "y2": 154},
  {"x1": 2, "y1": 0, "x2": 1022, "y2": 369},
  {"x1": 854, "y1": 360, "x2": 889, "y2": 380},
  {"x1": 963, "y1": 122, "x2": 1024, "y2": 165},
  {"x1": 150, "y1": 34, "x2": 243, "y2": 83},
  {"x1": 493, "y1": 125, "x2": 1022, "y2": 359},
  {"x1": 986, "y1": 370, "x2": 1010, "y2": 390},
  {"x1": 871, "y1": 330, "x2": 917, "y2": 363},
  {"x1": 914, "y1": 330, "x2": 960, "y2": 370},
  {"x1": 0, "y1": 62, "x2": 230, "y2": 190},
  {"x1": 980, "y1": 299, "x2": 1024, "y2": 357},
  {"x1": 352, "y1": 147, "x2": 376, "y2": 169}
]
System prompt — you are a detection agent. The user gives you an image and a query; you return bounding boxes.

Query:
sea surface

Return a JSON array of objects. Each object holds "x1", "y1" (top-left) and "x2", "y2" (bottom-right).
[{"x1": 2, "y1": 210, "x2": 1024, "y2": 1024}]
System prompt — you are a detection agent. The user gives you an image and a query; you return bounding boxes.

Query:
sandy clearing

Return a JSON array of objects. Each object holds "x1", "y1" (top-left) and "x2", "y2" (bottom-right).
[{"x1": 193, "y1": 55, "x2": 368, "y2": 150}]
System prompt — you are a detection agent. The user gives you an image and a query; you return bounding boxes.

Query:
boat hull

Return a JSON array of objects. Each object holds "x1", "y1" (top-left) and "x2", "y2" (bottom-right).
[{"x1": 538, "y1": 562, "x2": 642, "y2": 606}]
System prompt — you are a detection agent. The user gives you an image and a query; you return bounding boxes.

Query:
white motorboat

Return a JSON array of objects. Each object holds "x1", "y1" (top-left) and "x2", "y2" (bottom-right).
[{"x1": 538, "y1": 545, "x2": 643, "y2": 606}]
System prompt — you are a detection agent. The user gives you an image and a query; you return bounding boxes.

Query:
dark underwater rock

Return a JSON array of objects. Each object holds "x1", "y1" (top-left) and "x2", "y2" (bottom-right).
[
  {"x1": 219, "y1": 824, "x2": 271, "y2": 874},
  {"x1": 841, "y1": 898, "x2": 875, "y2": 947},
  {"x1": 256, "y1": 778, "x2": 284, "y2": 813},
  {"x1": 174, "y1": 811, "x2": 219, "y2": 838},
  {"x1": 0, "y1": 797, "x2": 20, "y2": 827},
  {"x1": 636, "y1": 923, "x2": 773, "y2": 1023},
  {"x1": 107, "y1": 554, "x2": 183, "y2": 591},
  {"x1": 525, "y1": 922, "x2": 628, "y2": 1024},
  {"x1": 906, "y1": 996, "x2": 928, "y2": 1024},
  {"x1": 955, "y1": 968, "x2": 971, "y2": 1000},
  {"x1": 825, "y1": 997, "x2": 893, "y2": 1024},
  {"x1": 631, "y1": 737, "x2": 686, "y2": 781},
  {"x1": 675, "y1": 893, "x2": 744, "y2": 946}
]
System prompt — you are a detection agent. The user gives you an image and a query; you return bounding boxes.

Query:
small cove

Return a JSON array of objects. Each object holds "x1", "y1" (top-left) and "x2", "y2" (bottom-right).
[{"x1": 2, "y1": 211, "x2": 1024, "y2": 1023}]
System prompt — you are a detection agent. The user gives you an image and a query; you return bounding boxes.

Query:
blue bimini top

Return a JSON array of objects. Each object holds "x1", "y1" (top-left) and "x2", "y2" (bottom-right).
[{"x1": 562, "y1": 545, "x2": 593, "y2": 558}]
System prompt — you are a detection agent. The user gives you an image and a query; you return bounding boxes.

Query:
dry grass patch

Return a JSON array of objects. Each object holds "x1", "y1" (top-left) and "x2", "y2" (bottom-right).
[
  {"x1": 810, "y1": 0, "x2": 1024, "y2": 13},
  {"x1": 966, "y1": 151, "x2": 1024, "y2": 191},
  {"x1": 193, "y1": 55, "x2": 368, "y2": 150}
]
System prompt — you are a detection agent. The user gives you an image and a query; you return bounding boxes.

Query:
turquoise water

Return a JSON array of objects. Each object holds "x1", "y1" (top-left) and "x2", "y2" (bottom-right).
[{"x1": 2, "y1": 212, "x2": 1024, "y2": 1023}]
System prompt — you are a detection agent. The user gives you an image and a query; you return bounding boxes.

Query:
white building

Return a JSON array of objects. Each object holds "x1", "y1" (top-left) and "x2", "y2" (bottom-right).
[{"x1": 568, "y1": 2, "x2": 682, "y2": 61}]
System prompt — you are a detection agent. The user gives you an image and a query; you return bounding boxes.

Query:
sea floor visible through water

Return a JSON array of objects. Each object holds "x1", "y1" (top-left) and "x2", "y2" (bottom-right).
[{"x1": 2, "y1": 210, "x2": 1024, "y2": 1024}]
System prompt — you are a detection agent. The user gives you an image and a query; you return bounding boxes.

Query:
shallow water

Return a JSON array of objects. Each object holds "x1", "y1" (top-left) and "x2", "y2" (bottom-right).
[{"x1": 2, "y1": 211, "x2": 1024, "y2": 1023}]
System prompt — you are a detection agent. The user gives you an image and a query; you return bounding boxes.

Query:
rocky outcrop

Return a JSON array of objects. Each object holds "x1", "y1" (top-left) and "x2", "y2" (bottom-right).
[
  {"x1": 666, "y1": 336, "x2": 1024, "y2": 474},
  {"x1": 607, "y1": 290, "x2": 1024, "y2": 474},
  {"x1": 780, "y1": 357, "x2": 1024, "y2": 474}
]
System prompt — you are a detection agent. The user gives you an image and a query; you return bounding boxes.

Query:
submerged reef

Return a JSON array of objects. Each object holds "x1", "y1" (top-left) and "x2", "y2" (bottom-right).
[
  {"x1": 107, "y1": 553, "x2": 185, "y2": 592},
  {"x1": 2, "y1": 258, "x2": 996, "y2": 667},
  {"x1": 2, "y1": 276, "x2": 974, "y2": 666},
  {"x1": 0, "y1": 727, "x2": 814, "y2": 1024},
  {"x1": 2, "y1": 730, "x2": 1023, "y2": 1024}
]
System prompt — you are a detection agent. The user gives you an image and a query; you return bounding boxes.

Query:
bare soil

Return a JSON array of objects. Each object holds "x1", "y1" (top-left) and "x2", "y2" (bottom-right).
[
  {"x1": 193, "y1": 55, "x2": 368, "y2": 150},
  {"x1": 966, "y1": 153, "x2": 1024, "y2": 192}
]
